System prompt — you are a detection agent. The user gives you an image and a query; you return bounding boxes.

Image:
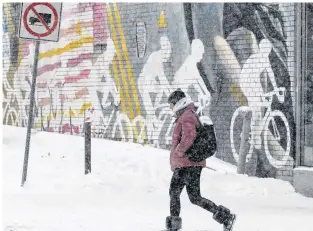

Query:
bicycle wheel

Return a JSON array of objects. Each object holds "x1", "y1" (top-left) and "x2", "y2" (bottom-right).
[
  {"x1": 5, "y1": 107, "x2": 21, "y2": 126},
  {"x1": 132, "y1": 115, "x2": 147, "y2": 144},
  {"x1": 230, "y1": 106, "x2": 254, "y2": 163},
  {"x1": 115, "y1": 112, "x2": 134, "y2": 142},
  {"x1": 264, "y1": 110, "x2": 291, "y2": 168},
  {"x1": 154, "y1": 107, "x2": 172, "y2": 147}
]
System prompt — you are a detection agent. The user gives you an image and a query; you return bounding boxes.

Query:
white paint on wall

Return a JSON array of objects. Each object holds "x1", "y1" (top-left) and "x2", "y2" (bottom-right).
[
  {"x1": 137, "y1": 36, "x2": 172, "y2": 140},
  {"x1": 172, "y1": 39, "x2": 211, "y2": 112},
  {"x1": 13, "y1": 43, "x2": 35, "y2": 125}
]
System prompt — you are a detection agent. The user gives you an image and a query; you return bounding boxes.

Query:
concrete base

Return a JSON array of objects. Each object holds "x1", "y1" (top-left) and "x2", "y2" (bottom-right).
[{"x1": 293, "y1": 167, "x2": 313, "y2": 198}]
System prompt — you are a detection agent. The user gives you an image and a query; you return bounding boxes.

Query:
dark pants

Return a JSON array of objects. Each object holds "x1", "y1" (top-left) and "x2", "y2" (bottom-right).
[{"x1": 169, "y1": 166, "x2": 218, "y2": 217}]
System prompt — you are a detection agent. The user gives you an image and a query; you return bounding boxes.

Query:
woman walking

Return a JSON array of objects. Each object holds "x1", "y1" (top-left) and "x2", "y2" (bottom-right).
[{"x1": 165, "y1": 89, "x2": 236, "y2": 231}]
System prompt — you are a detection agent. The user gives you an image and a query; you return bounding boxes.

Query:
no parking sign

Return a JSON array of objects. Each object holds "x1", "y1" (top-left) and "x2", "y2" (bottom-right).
[
  {"x1": 19, "y1": 2, "x2": 62, "y2": 42},
  {"x1": 19, "y1": 2, "x2": 62, "y2": 187}
]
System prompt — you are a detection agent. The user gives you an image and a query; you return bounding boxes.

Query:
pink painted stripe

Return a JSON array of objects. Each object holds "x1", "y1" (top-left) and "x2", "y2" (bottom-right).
[
  {"x1": 59, "y1": 94, "x2": 68, "y2": 102},
  {"x1": 37, "y1": 62, "x2": 61, "y2": 77},
  {"x1": 64, "y1": 69, "x2": 91, "y2": 83},
  {"x1": 62, "y1": 3, "x2": 94, "y2": 17},
  {"x1": 62, "y1": 123, "x2": 79, "y2": 134},
  {"x1": 93, "y1": 3, "x2": 108, "y2": 45},
  {"x1": 21, "y1": 40, "x2": 35, "y2": 57},
  {"x1": 61, "y1": 11, "x2": 73, "y2": 19},
  {"x1": 37, "y1": 82, "x2": 48, "y2": 88},
  {"x1": 55, "y1": 81, "x2": 63, "y2": 88},
  {"x1": 67, "y1": 53, "x2": 93, "y2": 68}
]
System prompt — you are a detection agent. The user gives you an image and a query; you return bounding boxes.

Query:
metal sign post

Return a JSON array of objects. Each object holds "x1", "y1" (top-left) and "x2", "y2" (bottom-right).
[
  {"x1": 21, "y1": 40, "x2": 40, "y2": 186},
  {"x1": 19, "y1": 2, "x2": 62, "y2": 186},
  {"x1": 85, "y1": 122, "x2": 92, "y2": 174}
]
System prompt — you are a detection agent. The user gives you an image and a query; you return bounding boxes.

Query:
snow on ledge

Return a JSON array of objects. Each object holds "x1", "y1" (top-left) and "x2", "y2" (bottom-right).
[{"x1": 294, "y1": 166, "x2": 313, "y2": 172}]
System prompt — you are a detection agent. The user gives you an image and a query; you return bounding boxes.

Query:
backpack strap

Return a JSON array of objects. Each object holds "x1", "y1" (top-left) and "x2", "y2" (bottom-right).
[
  {"x1": 191, "y1": 109, "x2": 202, "y2": 128},
  {"x1": 191, "y1": 109, "x2": 214, "y2": 126}
]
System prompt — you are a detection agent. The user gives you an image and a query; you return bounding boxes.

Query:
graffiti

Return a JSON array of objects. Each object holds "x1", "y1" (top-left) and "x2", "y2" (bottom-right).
[
  {"x1": 14, "y1": 43, "x2": 36, "y2": 126},
  {"x1": 86, "y1": 37, "x2": 121, "y2": 133},
  {"x1": 136, "y1": 22, "x2": 147, "y2": 58},
  {"x1": 215, "y1": 3, "x2": 296, "y2": 171},
  {"x1": 2, "y1": 2, "x2": 300, "y2": 178},
  {"x1": 137, "y1": 35, "x2": 172, "y2": 143},
  {"x1": 230, "y1": 87, "x2": 291, "y2": 167},
  {"x1": 2, "y1": 11, "x2": 10, "y2": 58},
  {"x1": 172, "y1": 39, "x2": 212, "y2": 114},
  {"x1": 217, "y1": 32, "x2": 293, "y2": 168}
]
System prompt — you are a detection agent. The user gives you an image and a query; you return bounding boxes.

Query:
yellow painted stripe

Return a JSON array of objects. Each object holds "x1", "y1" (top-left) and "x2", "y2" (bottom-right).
[
  {"x1": 112, "y1": 59, "x2": 127, "y2": 114},
  {"x1": 112, "y1": 3, "x2": 146, "y2": 141},
  {"x1": 3, "y1": 3, "x2": 14, "y2": 34},
  {"x1": 107, "y1": 4, "x2": 139, "y2": 141},
  {"x1": 17, "y1": 38, "x2": 23, "y2": 65},
  {"x1": 60, "y1": 21, "x2": 93, "y2": 37},
  {"x1": 230, "y1": 82, "x2": 248, "y2": 106},
  {"x1": 38, "y1": 36, "x2": 93, "y2": 60},
  {"x1": 112, "y1": 3, "x2": 142, "y2": 118},
  {"x1": 106, "y1": 5, "x2": 133, "y2": 119}
]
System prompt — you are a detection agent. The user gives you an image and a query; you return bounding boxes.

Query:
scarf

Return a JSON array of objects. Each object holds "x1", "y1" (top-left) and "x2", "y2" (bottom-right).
[{"x1": 172, "y1": 97, "x2": 193, "y2": 117}]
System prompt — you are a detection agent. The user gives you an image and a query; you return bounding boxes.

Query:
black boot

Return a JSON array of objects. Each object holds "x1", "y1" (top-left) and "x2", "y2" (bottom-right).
[
  {"x1": 212, "y1": 205, "x2": 236, "y2": 231},
  {"x1": 165, "y1": 216, "x2": 182, "y2": 231},
  {"x1": 223, "y1": 213, "x2": 236, "y2": 231}
]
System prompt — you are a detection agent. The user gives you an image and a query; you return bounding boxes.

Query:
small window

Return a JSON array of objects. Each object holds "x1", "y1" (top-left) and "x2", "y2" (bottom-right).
[{"x1": 136, "y1": 22, "x2": 146, "y2": 58}]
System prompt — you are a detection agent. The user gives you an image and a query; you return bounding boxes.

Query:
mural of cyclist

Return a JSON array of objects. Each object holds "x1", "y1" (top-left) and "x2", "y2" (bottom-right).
[
  {"x1": 213, "y1": 3, "x2": 296, "y2": 174},
  {"x1": 172, "y1": 39, "x2": 212, "y2": 114},
  {"x1": 239, "y1": 38, "x2": 281, "y2": 149},
  {"x1": 137, "y1": 35, "x2": 172, "y2": 141}
]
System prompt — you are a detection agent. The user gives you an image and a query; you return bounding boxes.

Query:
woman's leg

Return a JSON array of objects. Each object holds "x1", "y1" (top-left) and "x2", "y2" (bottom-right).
[
  {"x1": 185, "y1": 167, "x2": 218, "y2": 213},
  {"x1": 185, "y1": 167, "x2": 236, "y2": 229},
  {"x1": 169, "y1": 168, "x2": 185, "y2": 217}
]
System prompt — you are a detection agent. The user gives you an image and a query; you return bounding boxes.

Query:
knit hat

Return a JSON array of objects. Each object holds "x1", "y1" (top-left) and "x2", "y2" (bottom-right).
[{"x1": 168, "y1": 89, "x2": 186, "y2": 106}]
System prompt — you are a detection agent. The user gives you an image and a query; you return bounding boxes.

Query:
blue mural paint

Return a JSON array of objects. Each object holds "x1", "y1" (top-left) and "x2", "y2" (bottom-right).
[
  {"x1": 2, "y1": 5, "x2": 10, "y2": 58},
  {"x1": 2, "y1": 6, "x2": 8, "y2": 33}
]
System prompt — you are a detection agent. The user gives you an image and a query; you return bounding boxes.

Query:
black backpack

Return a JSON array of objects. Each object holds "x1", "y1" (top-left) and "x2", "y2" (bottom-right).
[{"x1": 185, "y1": 114, "x2": 217, "y2": 162}]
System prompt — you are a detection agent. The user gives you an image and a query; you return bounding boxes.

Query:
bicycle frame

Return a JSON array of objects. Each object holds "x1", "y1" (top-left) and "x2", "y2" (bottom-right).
[
  {"x1": 260, "y1": 90, "x2": 284, "y2": 141},
  {"x1": 154, "y1": 105, "x2": 174, "y2": 146}
]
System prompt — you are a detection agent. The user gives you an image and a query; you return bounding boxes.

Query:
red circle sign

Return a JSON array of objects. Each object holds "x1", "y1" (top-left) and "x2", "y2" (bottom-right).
[{"x1": 23, "y1": 3, "x2": 58, "y2": 37}]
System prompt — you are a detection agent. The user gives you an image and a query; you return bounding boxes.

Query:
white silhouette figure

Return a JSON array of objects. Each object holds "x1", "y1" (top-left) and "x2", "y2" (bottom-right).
[
  {"x1": 3, "y1": 32, "x2": 10, "y2": 60},
  {"x1": 239, "y1": 38, "x2": 278, "y2": 149},
  {"x1": 172, "y1": 39, "x2": 211, "y2": 112},
  {"x1": 86, "y1": 38, "x2": 121, "y2": 125},
  {"x1": 13, "y1": 43, "x2": 36, "y2": 125},
  {"x1": 92, "y1": 38, "x2": 120, "y2": 108},
  {"x1": 3, "y1": 32, "x2": 12, "y2": 95},
  {"x1": 137, "y1": 35, "x2": 172, "y2": 140}
]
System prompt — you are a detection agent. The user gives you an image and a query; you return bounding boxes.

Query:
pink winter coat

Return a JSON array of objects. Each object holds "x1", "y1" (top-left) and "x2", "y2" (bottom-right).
[{"x1": 170, "y1": 103, "x2": 206, "y2": 170}]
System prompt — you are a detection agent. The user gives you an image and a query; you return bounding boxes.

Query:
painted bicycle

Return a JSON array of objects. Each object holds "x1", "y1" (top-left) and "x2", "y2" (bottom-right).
[{"x1": 230, "y1": 87, "x2": 291, "y2": 168}]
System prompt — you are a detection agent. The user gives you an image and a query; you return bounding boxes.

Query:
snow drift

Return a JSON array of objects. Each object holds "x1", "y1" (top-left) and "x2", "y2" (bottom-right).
[{"x1": 3, "y1": 125, "x2": 313, "y2": 231}]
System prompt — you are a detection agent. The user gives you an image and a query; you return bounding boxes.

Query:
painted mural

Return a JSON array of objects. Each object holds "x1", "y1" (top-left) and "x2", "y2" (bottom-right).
[{"x1": 2, "y1": 3, "x2": 297, "y2": 179}]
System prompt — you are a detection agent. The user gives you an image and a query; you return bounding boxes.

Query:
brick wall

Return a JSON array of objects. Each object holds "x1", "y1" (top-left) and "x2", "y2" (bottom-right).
[{"x1": 2, "y1": 3, "x2": 297, "y2": 181}]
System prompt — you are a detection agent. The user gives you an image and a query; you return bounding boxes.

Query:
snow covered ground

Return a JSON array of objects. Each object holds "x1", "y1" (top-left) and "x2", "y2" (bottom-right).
[{"x1": 3, "y1": 125, "x2": 313, "y2": 231}]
